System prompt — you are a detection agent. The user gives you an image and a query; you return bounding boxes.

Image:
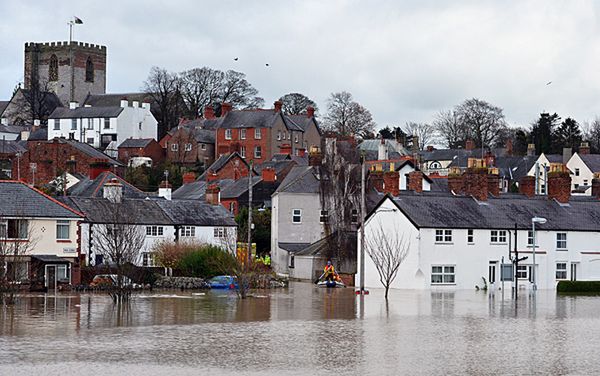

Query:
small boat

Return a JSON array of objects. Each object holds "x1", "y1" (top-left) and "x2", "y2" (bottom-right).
[{"x1": 317, "y1": 280, "x2": 346, "y2": 288}]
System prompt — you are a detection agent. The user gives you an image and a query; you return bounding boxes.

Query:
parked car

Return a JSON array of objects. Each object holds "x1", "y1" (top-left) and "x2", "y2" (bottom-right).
[
  {"x1": 90, "y1": 274, "x2": 141, "y2": 289},
  {"x1": 208, "y1": 275, "x2": 238, "y2": 290}
]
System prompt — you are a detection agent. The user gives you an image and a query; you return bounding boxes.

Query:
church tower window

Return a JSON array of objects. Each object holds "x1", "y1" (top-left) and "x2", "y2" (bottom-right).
[
  {"x1": 85, "y1": 57, "x2": 94, "y2": 82},
  {"x1": 49, "y1": 54, "x2": 58, "y2": 81}
]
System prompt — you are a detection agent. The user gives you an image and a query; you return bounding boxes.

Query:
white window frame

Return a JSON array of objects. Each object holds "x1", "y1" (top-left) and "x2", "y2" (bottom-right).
[
  {"x1": 214, "y1": 227, "x2": 226, "y2": 238},
  {"x1": 467, "y1": 229, "x2": 474, "y2": 244},
  {"x1": 201, "y1": 143, "x2": 206, "y2": 150},
  {"x1": 171, "y1": 143, "x2": 178, "y2": 152},
  {"x1": 240, "y1": 129, "x2": 246, "y2": 140},
  {"x1": 575, "y1": 168, "x2": 580, "y2": 177},
  {"x1": 181, "y1": 226, "x2": 195, "y2": 237},
  {"x1": 184, "y1": 143, "x2": 193, "y2": 152},
  {"x1": 556, "y1": 233, "x2": 567, "y2": 250},
  {"x1": 292, "y1": 209, "x2": 302, "y2": 224},
  {"x1": 556, "y1": 262, "x2": 567, "y2": 280},
  {"x1": 254, "y1": 128, "x2": 262, "y2": 139},
  {"x1": 56, "y1": 220, "x2": 70, "y2": 240},
  {"x1": 435, "y1": 229, "x2": 452, "y2": 243},
  {"x1": 87, "y1": 118, "x2": 93, "y2": 130},
  {"x1": 142, "y1": 252, "x2": 154, "y2": 267},
  {"x1": 254, "y1": 145, "x2": 262, "y2": 159},
  {"x1": 277, "y1": 131, "x2": 281, "y2": 141},
  {"x1": 319, "y1": 210, "x2": 328, "y2": 223},
  {"x1": 490, "y1": 230, "x2": 507, "y2": 244},
  {"x1": 145, "y1": 226, "x2": 164, "y2": 237},
  {"x1": 516, "y1": 264, "x2": 529, "y2": 280},
  {"x1": 0, "y1": 219, "x2": 28, "y2": 240},
  {"x1": 53, "y1": 119, "x2": 60, "y2": 130},
  {"x1": 225, "y1": 129, "x2": 232, "y2": 140},
  {"x1": 104, "y1": 117, "x2": 110, "y2": 129},
  {"x1": 431, "y1": 265, "x2": 455, "y2": 284},
  {"x1": 71, "y1": 118, "x2": 77, "y2": 130},
  {"x1": 240, "y1": 146, "x2": 246, "y2": 158}
]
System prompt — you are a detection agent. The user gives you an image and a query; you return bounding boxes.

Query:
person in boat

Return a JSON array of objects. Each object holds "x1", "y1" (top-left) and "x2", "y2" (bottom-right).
[{"x1": 323, "y1": 260, "x2": 336, "y2": 282}]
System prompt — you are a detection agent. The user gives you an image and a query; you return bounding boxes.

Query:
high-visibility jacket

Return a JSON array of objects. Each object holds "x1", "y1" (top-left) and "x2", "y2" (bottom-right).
[{"x1": 324, "y1": 264, "x2": 335, "y2": 276}]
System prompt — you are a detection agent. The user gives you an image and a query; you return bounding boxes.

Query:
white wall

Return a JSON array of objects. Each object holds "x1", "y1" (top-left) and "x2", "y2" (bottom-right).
[
  {"x1": 358, "y1": 197, "x2": 600, "y2": 291},
  {"x1": 177, "y1": 225, "x2": 238, "y2": 251},
  {"x1": 566, "y1": 153, "x2": 594, "y2": 195},
  {"x1": 25, "y1": 218, "x2": 80, "y2": 258}
]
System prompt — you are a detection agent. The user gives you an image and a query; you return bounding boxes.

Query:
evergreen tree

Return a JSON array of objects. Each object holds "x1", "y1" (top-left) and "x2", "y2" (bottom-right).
[
  {"x1": 530, "y1": 113, "x2": 560, "y2": 154},
  {"x1": 552, "y1": 117, "x2": 582, "y2": 153}
]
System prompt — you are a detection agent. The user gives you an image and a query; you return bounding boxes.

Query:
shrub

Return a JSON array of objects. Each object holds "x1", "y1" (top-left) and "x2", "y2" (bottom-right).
[
  {"x1": 153, "y1": 240, "x2": 201, "y2": 268},
  {"x1": 557, "y1": 281, "x2": 600, "y2": 293},
  {"x1": 177, "y1": 245, "x2": 237, "y2": 278}
]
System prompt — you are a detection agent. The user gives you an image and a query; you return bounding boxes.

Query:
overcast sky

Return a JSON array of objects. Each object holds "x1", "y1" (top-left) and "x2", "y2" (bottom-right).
[{"x1": 1, "y1": 0, "x2": 600, "y2": 130}]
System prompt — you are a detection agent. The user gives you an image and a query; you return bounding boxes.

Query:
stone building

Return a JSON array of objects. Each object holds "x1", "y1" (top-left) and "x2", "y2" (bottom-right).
[{"x1": 24, "y1": 41, "x2": 107, "y2": 105}]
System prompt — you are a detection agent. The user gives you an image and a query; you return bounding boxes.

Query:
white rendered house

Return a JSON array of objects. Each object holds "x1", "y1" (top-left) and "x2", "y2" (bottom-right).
[{"x1": 47, "y1": 99, "x2": 157, "y2": 150}]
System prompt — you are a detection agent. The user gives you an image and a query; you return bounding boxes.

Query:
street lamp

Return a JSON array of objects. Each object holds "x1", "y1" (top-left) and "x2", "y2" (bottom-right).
[{"x1": 531, "y1": 217, "x2": 547, "y2": 290}]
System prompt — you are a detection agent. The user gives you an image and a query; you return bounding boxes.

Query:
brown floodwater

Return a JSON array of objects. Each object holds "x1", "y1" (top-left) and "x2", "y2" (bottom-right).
[{"x1": 1, "y1": 283, "x2": 600, "y2": 375}]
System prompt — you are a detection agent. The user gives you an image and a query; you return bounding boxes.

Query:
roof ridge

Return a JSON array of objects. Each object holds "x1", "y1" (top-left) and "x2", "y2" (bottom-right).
[{"x1": 13, "y1": 181, "x2": 84, "y2": 217}]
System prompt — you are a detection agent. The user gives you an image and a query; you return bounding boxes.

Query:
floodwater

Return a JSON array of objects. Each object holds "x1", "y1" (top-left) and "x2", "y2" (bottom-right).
[{"x1": 1, "y1": 283, "x2": 600, "y2": 375}]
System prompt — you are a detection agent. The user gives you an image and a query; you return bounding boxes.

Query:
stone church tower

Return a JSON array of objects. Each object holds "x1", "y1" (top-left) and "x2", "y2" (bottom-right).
[{"x1": 24, "y1": 41, "x2": 106, "y2": 105}]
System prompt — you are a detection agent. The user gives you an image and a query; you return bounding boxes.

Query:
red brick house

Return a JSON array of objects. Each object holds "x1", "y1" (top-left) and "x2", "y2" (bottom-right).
[
  {"x1": 203, "y1": 152, "x2": 256, "y2": 182},
  {"x1": 15, "y1": 135, "x2": 122, "y2": 186},
  {"x1": 213, "y1": 101, "x2": 321, "y2": 163},
  {"x1": 117, "y1": 138, "x2": 164, "y2": 165},
  {"x1": 165, "y1": 125, "x2": 215, "y2": 168}
]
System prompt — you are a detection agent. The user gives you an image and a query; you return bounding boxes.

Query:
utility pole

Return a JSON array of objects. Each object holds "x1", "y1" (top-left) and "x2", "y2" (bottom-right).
[
  {"x1": 359, "y1": 156, "x2": 366, "y2": 293},
  {"x1": 247, "y1": 160, "x2": 253, "y2": 266}
]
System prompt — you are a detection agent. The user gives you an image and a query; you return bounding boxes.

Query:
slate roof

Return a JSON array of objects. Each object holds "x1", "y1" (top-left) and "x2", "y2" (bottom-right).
[
  {"x1": 284, "y1": 114, "x2": 320, "y2": 133},
  {"x1": 545, "y1": 154, "x2": 564, "y2": 164},
  {"x1": 278, "y1": 242, "x2": 311, "y2": 253},
  {"x1": 171, "y1": 179, "x2": 235, "y2": 200},
  {"x1": 193, "y1": 128, "x2": 215, "y2": 143},
  {"x1": 218, "y1": 110, "x2": 303, "y2": 132},
  {"x1": 0, "y1": 181, "x2": 82, "y2": 218},
  {"x1": 220, "y1": 176, "x2": 262, "y2": 199},
  {"x1": 254, "y1": 159, "x2": 297, "y2": 177},
  {"x1": 118, "y1": 138, "x2": 154, "y2": 148},
  {"x1": 61, "y1": 140, "x2": 121, "y2": 166},
  {"x1": 0, "y1": 101, "x2": 9, "y2": 115},
  {"x1": 429, "y1": 178, "x2": 449, "y2": 192},
  {"x1": 0, "y1": 125, "x2": 27, "y2": 135},
  {"x1": 0, "y1": 139, "x2": 26, "y2": 154},
  {"x1": 358, "y1": 139, "x2": 409, "y2": 156},
  {"x1": 377, "y1": 193, "x2": 600, "y2": 231},
  {"x1": 580, "y1": 154, "x2": 600, "y2": 173},
  {"x1": 20, "y1": 90, "x2": 63, "y2": 114},
  {"x1": 83, "y1": 93, "x2": 154, "y2": 107},
  {"x1": 69, "y1": 171, "x2": 146, "y2": 198},
  {"x1": 207, "y1": 152, "x2": 250, "y2": 174},
  {"x1": 155, "y1": 200, "x2": 236, "y2": 226},
  {"x1": 495, "y1": 155, "x2": 537, "y2": 181},
  {"x1": 28, "y1": 127, "x2": 48, "y2": 141},
  {"x1": 274, "y1": 165, "x2": 320, "y2": 194},
  {"x1": 61, "y1": 197, "x2": 172, "y2": 225},
  {"x1": 49, "y1": 106, "x2": 124, "y2": 119},
  {"x1": 294, "y1": 231, "x2": 357, "y2": 256}
]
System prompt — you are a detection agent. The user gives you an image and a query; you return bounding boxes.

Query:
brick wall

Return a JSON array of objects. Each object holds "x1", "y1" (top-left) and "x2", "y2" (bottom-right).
[
  {"x1": 216, "y1": 127, "x2": 271, "y2": 163},
  {"x1": 118, "y1": 140, "x2": 165, "y2": 164}
]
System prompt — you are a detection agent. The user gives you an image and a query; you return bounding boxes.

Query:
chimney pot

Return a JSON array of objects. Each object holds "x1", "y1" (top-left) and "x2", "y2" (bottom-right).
[
  {"x1": 182, "y1": 172, "x2": 196, "y2": 185},
  {"x1": 261, "y1": 167, "x2": 276, "y2": 182},
  {"x1": 407, "y1": 171, "x2": 424, "y2": 193},
  {"x1": 306, "y1": 106, "x2": 315, "y2": 118},
  {"x1": 274, "y1": 101, "x2": 283, "y2": 113},
  {"x1": 120, "y1": 99, "x2": 128, "y2": 108},
  {"x1": 580, "y1": 142, "x2": 591, "y2": 155},
  {"x1": 158, "y1": 180, "x2": 172, "y2": 200},
  {"x1": 103, "y1": 178, "x2": 123, "y2": 203}
]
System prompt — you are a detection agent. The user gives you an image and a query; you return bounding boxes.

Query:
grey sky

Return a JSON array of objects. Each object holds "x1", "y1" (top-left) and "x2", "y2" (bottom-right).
[{"x1": 1, "y1": 0, "x2": 600, "y2": 130}]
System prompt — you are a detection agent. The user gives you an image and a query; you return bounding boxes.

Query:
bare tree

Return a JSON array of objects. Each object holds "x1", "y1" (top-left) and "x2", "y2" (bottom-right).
[
  {"x1": 217, "y1": 70, "x2": 264, "y2": 110},
  {"x1": 364, "y1": 222, "x2": 409, "y2": 299},
  {"x1": 278, "y1": 92, "x2": 318, "y2": 115},
  {"x1": 180, "y1": 67, "x2": 223, "y2": 117},
  {"x1": 323, "y1": 91, "x2": 376, "y2": 138},
  {"x1": 432, "y1": 110, "x2": 468, "y2": 149},
  {"x1": 0, "y1": 217, "x2": 37, "y2": 305},
  {"x1": 582, "y1": 118, "x2": 600, "y2": 153},
  {"x1": 403, "y1": 121, "x2": 436, "y2": 150},
  {"x1": 143, "y1": 66, "x2": 186, "y2": 139},
  {"x1": 93, "y1": 202, "x2": 146, "y2": 304},
  {"x1": 455, "y1": 98, "x2": 507, "y2": 148}
]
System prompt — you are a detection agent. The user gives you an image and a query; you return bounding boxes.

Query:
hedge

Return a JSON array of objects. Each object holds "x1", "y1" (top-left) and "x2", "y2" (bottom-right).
[{"x1": 556, "y1": 281, "x2": 600, "y2": 293}]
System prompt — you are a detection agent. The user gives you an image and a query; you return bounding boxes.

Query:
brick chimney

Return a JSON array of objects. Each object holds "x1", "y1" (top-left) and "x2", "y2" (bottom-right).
[
  {"x1": 465, "y1": 139, "x2": 475, "y2": 151},
  {"x1": 462, "y1": 168, "x2": 488, "y2": 201},
  {"x1": 580, "y1": 142, "x2": 591, "y2": 155},
  {"x1": 182, "y1": 172, "x2": 196, "y2": 185},
  {"x1": 487, "y1": 171, "x2": 500, "y2": 197},
  {"x1": 519, "y1": 176, "x2": 536, "y2": 198},
  {"x1": 548, "y1": 171, "x2": 571, "y2": 203},
  {"x1": 592, "y1": 177, "x2": 600, "y2": 199},
  {"x1": 369, "y1": 170, "x2": 384, "y2": 192},
  {"x1": 206, "y1": 171, "x2": 219, "y2": 182},
  {"x1": 408, "y1": 171, "x2": 423, "y2": 193},
  {"x1": 306, "y1": 106, "x2": 315, "y2": 118},
  {"x1": 158, "y1": 180, "x2": 172, "y2": 200},
  {"x1": 261, "y1": 167, "x2": 276, "y2": 183},
  {"x1": 274, "y1": 100, "x2": 283, "y2": 113},
  {"x1": 279, "y1": 143, "x2": 292, "y2": 155},
  {"x1": 383, "y1": 171, "x2": 400, "y2": 196},
  {"x1": 205, "y1": 184, "x2": 220, "y2": 205},
  {"x1": 204, "y1": 105, "x2": 215, "y2": 120},
  {"x1": 221, "y1": 103, "x2": 232, "y2": 117},
  {"x1": 426, "y1": 145, "x2": 435, "y2": 152},
  {"x1": 527, "y1": 143, "x2": 536, "y2": 156},
  {"x1": 89, "y1": 158, "x2": 112, "y2": 180}
]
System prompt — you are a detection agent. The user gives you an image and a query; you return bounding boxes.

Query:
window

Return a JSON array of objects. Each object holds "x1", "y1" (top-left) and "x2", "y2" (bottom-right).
[
  {"x1": 145, "y1": 226, "x2": 163, "y2": 237},
  {"x1": 171, "y1": 143, "x2": 179, "y2": 152},
  {"x1": 240, "y1": 146, "x2": 246, "y2": 158},
  {"x1": 225, "y1": 129, "x2": 232, "y2": 140},
  {"x1": 138, "y1": 122, "x2": 142, "y2": 131},
  {"x1": 229, "y1": 202, "x2": 235, "y2": 213},
  {"x1": 85, "y1": 57, "x2": 94, "y2": 82},
  {"x1": 142, "y1": 252, "x2": 154, "y2": 267},
  {"x1": 201, "y1": 144, "x2": 206, "y2": 150},
  {"x1": 574, "y1": 183, "x2": 579, "y2": 189},
  {"x1": 71, "y1": 119, "x2": 77, "y2": 130},
  {"x1": 240, "y1": 129, "x2": 246, "y2": 140},
  {"x1": 351, "y1": 209, "x2": 359, "y2": 224},
  {"x1": 0, "y1": 219, "x2": 28, "y2": 240},
  {"x1": 287, "y1": 132, "x2": 291, "y2": 140},
  {"x1": 435, "y1": 229, "x2": 452, "y2": 243},
  {"x1": 575, "y1": 168, "x2": 580, "y2": 177},
  {"x1": 294, "y1": 134, "x2": 299, "y2": 143},
  {"x1": 254, "y1": 128, "x2": 262, "y2": 139},
  {"x1": 429, "y1": 161, "x2": 442, "y2": 170},
  {"x1": 556, "y1": 262, "x2": 567, "y2": 280},
  {"x1": 516, "y1": 265, "x2": 529, "y2": 280},
  {"x1": 431, "y1": 265, "x2": 455, "y2": 284},
  {"x1": 467, "y1": 229, "x2": 474, "y2": 244},
  {"x1": 556, "y1": 233, "x2": 567, "y2": 250},
  {"x1": 184, "y1": 143, "x2": 193, "y2": 152},
  {"x1": 319, "y1": 210, "x2": 328, "y2": 223},
  {"x1": 292, "y1": 209, "x2": 302, "y2": 223},
  {"x1": 181, "y1": 226, "x2": 195, "y2": 237},
  {"x1": 584, "y1": 179, "x2": 589, "y2": 186},
  {"x1": 277, "y1": 131, "x2": 281, "y2": 140},
  {"x1": 57, "y1": 265, "x2": 68, "y2": 281},
  {"x1": 214, "y1": 227, "x2": 226, "y2": 238},
  {"x1": 104, "y1": 118, "x2": 110, "y2": 129},
  {"x1": 49, "y1": 54, "x2": 58, "y2": 81},
  {"x1": 289, "y1": 255, "x2": 295, "y2": 268},
  {"x1": 490, "y1": 230, "x2": 507, "y2": 244},
  {"x1": 53, "y1": 119, "x2": 60, "y2": 130},
  {"x1": 283, "y1": 131, "x2": 287, "y2": 140},
  {"x1": 527, "y1": 230, "x2": 538, "y2": 247},
  {"x1": 86, "y1": 138, "x2": 94, "y2": 145},
  {"x1": 254, "y1": 145, "x2": 262, "y2": 159},
  {"x1": 87, "y1": 118, "x2": 93, "y2": 130}
]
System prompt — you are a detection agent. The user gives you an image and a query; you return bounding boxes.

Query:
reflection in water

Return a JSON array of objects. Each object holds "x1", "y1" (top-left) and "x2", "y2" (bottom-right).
[{"x1": 1, "y1": 284, "x2": 600, "y2": 375}]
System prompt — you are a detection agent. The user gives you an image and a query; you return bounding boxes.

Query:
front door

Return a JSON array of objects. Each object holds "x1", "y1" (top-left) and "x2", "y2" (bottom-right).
[
  {"x1": 488, "y1": 261, "x2": 497, "y2": 286},
  {"x1": 45, "y1": 265, "x2": 57, "y2": 290},
  {"x1": 571, "y1": 263, "x2": 578, "y2": 281}
]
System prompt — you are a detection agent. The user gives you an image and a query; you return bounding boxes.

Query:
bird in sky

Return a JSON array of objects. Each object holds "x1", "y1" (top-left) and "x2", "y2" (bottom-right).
[
  {"x1": 546, "y1": 81, "x2": 552, "y2": 85},
  {"x1": 265, "y1": 63, "x2": 270, "y2": 67},
  {"x1": 234, "y1": 57, "x2": 238, "y2": 61}
]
